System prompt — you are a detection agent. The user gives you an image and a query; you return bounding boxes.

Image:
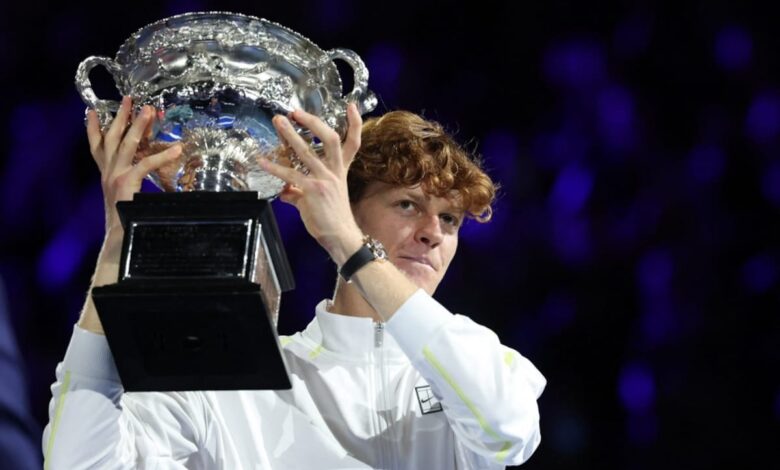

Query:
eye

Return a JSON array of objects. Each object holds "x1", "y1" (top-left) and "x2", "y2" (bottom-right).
[
  {"x1": 440, "y1": 213, "x2": 461, "y2": 228},
  {"x1": 396, "y1": 200, "x2": 417, "y2": 212}
]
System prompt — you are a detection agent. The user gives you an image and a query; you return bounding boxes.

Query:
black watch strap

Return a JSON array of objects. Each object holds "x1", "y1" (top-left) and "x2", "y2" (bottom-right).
[{"x1": 339, "y1": 237, "x2": 387, "y2": 282}]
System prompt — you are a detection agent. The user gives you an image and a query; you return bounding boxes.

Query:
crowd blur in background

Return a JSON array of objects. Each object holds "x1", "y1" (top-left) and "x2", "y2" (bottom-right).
[{"x1": 0, "y1": 1, "x2": 777, "y2": 468}]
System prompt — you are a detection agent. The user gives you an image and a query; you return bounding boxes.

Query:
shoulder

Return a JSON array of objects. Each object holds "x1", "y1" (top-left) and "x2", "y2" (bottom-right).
[{"x1": 278, "y1": 332, "x2": 326, "y2": 364}]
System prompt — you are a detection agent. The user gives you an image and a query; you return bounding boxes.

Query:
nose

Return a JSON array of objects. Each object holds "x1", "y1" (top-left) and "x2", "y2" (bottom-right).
[{"x1": 415, "y1": 215, "x2": 443, "y2": 247}]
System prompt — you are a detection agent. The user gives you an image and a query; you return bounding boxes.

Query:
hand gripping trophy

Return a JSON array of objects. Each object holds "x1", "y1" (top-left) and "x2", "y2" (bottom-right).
[{"x1": 76, "y1": 12, "x2": 377, "y2": 391}]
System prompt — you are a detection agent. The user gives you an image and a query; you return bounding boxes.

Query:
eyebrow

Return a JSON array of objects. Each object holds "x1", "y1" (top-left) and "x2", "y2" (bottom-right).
[
  {"x1": 399, "y1": 189, "x2": 464, "y2": 216},
  {"x1": 400, "y1": 189, "x2": 429, "y2": 204}
]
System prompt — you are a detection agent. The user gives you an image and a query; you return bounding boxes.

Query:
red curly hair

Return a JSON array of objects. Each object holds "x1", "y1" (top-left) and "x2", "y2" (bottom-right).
[{"x1": 348, "y1": 111, "x2": 496, "y2": 222}]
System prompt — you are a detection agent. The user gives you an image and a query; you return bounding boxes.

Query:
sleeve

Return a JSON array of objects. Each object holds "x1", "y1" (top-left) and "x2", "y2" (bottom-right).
[
  {"x1": 385, "y1": 290, "x2": 546, "y2": 467},
  {"x1": 42, "y1": 326, "x2": 203, "y2": 469}
]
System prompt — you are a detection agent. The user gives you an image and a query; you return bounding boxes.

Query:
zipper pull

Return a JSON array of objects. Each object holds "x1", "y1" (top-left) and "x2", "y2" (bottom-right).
[{"x1": 374, "y1": 322, "x2": 384, "y2": 348}]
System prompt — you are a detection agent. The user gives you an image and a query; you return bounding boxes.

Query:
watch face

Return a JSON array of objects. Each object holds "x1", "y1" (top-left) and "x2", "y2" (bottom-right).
[{"x1": 367, "y1": 239, "x2": 388, "y2": 260}]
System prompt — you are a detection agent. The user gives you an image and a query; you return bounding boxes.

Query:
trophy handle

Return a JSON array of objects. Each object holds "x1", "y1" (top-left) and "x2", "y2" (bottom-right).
[
  {"x1": 75, "y1": 56, "x2": 123, "y2": 128},
  {"x1": 327, "y1": 48, "x2": 378, "y2": 115}
]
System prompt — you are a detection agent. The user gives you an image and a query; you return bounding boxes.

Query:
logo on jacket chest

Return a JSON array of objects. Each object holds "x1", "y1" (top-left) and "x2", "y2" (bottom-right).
[{"x1": 415, "y1": 385, "x2": 443, "y2": 415}]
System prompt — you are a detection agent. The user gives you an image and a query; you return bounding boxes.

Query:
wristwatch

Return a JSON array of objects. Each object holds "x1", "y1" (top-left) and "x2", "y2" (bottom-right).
[{"x1": 339, "y1": 235, "x2": 388, "y2": 282}]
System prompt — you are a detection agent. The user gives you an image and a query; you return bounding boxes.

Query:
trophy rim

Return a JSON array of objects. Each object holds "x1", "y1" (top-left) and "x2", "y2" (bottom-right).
[
  {"x1": 115, "y1": 11, "x2": 327, "y2": 65},
  {"x1": 109, "y1": 10, "x2": 348, "y2": 114}
]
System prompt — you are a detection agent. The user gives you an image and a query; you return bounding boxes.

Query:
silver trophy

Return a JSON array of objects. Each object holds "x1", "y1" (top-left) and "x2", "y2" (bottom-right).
[
  {"x1": 80, "y1": 12, "x2": 377, "y2": 391},
  {"x1": 76, "y1": 10, "x2": 377, "y2": 197}
]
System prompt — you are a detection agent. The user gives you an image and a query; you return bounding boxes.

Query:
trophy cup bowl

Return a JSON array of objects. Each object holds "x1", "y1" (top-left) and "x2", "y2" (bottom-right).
[
  {"x1": 77, "y1": 11, "x2": 377, "y2": 198},
  {"x1": 78, "y1": 12, "x2": 377, "y2": 392}
]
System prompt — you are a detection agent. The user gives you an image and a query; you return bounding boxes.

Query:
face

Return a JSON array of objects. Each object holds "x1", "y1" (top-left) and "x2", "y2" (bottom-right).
[{"x1": 352, "y1": 182, "x2": 463, "y2": 294}]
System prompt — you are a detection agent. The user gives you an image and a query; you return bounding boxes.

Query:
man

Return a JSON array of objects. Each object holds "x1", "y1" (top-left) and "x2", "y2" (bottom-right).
[{"x1": 44, "y1": 98, "x2": 545, "y2": 468}]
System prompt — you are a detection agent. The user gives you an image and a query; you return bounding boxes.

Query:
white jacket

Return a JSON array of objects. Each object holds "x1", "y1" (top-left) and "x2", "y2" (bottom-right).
[{"x1": 43, "y1": 290, "x2": 546, "y2": 469}]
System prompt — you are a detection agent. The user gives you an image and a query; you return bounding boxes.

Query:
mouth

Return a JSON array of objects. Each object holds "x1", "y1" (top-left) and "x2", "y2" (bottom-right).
[{"x1": 397, "y1": 255, "x2": 436, "y2": 271}]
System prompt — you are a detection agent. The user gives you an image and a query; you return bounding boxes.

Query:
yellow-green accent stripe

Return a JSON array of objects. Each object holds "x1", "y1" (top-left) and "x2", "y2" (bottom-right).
[
  {"x1": 503, "y1": 350, "x2": 515, "y2": 367},
  {"x1": 308, "y1": 344, "x2": 324, "y2": 359},
  {"x1": 422, "y1": 346, "x2": 512, "y2": 463},
  {"x1": 495, "y1": 441, "x2": 513, "y2": 462},
  {"x1": 279, "y1": 336, "x2": 292, "y2": 347},
  {"x1": 44, "y1": 370, "x2": 72, "y2": 469}
]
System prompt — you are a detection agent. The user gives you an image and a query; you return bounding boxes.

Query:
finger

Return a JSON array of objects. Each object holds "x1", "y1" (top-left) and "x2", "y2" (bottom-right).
[
  {"x1": 86, "y1": 110, "x2": 105, "y2": 171},
  {"x1": 278, "y1": 183, "x2": 304, "y2": 205},
  {"x1": 104, "y1": 96, "x2": 132, "y2": 156},
  {"x1": 144, "y1": 111, "x2": 156, "y2": 140},
  {"x1": 128, "y1": 144, "x2": 181, "y2": 182},
  {"x1": 342, "y1": 103, "x2": 363, "y2": 167},
  {"x1": 115, "y1": 106, "x2": 154, "y2": 170},
  {"x1": 273, "y1": 115, "x2": 328, "y2": 176},
  {"x1": 289, "y1": 109, "x2": 343, "y2": 166},
  {"x1": 258, "y1": 156, "x2": 306, "y2": 187}
]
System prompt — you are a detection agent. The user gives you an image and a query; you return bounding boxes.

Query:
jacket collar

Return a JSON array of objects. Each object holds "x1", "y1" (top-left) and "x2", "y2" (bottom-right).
[{"x1": 303, "y1": 300, "x2": 404, "y2": 358}]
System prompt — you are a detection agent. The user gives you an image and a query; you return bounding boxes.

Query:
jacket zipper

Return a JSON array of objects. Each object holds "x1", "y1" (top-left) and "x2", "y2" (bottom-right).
[
  {"x1": 374, "y1": 322, "x2": 384, "y2": 348},
  {"x1": 374, "y1": 322, "x2": 396, "y2": 470}
]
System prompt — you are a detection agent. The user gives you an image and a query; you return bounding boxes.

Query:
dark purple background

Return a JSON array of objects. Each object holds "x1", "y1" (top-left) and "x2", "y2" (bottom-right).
[{"x1": 1, "y1": 1, "x2": 778, "y2": 468}]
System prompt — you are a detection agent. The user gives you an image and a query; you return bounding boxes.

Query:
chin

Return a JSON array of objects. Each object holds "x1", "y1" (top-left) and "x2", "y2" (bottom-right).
[
  {"x1": 393, "y1": 259, "x2": 440, "y2": 293},
  {"x1": 399, "y1": 270, "x2": 438, "y2": 294}
]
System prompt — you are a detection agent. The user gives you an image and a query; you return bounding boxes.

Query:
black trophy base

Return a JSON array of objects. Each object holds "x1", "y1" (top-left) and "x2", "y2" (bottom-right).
[{"x1": 92, "y1": 280, "x2": 291, "y2": 391}]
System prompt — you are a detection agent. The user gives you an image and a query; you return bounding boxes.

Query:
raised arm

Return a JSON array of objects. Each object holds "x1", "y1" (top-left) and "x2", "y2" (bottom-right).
[
  {"x1": 77, "y1": 96, "x2": 181, "y2": 334},
  {"x1": 259, "y1": 104, "x2": 419, "y2": 320},
  {"x1": 43, "y1": 99, "x2": 196, "y2": 469}
]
